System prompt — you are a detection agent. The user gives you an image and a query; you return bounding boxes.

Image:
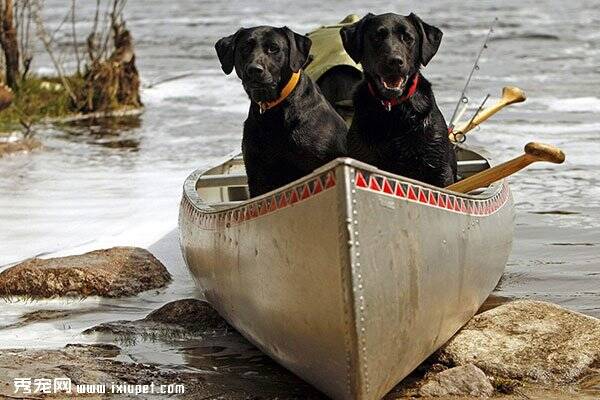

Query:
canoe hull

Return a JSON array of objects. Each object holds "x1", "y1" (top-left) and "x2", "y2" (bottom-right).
[
  {"x1": 179, "y1": 158, "x2": 513, "y2": 400},
  {"x1": 181, "y1": 167, "x2": 353, "y2": 398}
]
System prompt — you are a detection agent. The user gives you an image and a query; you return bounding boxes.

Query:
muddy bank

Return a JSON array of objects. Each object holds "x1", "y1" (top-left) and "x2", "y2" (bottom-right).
[
  {"x1": 1, "y1": 343, "x2": 309, "y2": 399},
  {"x1": 2, "y1": 345, "x2": 596, "y2": 400},
  {"x1": 0, "y1": 247, "x2": 171, "y2": 298},
  {"x1": 2, "y1": 306, "x2": 321, "y2": 399},
  {"x1": 3, "y1": 297, "x2": 598, "y2": 399},
  {"x1": 79, "y1": 298, "x2": 598, "y2": 399}
]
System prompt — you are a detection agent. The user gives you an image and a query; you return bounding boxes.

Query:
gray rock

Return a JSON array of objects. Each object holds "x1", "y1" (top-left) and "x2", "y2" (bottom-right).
[
  {"x1": 0, "y1": 247, "x2": 171, "y2": 298},
  {"x1": 419, "y1": 364, "x2": 494, "y2": 398},
  {"x1": 438, "y1": 300, "x2": 600, "y2": 384},
  {"x1": 84, "y1": 298, "x2": 229, "y2": 340},
  {"x1": 145, "y1": 298, "x2": 227, "y2": 331}
]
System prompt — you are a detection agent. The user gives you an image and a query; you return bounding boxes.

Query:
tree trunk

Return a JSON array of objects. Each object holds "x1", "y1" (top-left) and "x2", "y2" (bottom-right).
[{"x1": 0, "y1": 0, "x2": 20, "y2": 90}]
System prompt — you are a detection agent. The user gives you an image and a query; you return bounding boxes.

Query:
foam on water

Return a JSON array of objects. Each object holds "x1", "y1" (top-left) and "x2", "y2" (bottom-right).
[{"x1": 540, "y1": 97, "x2": 600, "y2": 113}]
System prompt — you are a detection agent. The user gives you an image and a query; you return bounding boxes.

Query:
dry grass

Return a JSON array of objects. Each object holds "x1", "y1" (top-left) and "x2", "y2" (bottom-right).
[{"x1": 0, "y1": 75, "x2": 86, "y2": 130}]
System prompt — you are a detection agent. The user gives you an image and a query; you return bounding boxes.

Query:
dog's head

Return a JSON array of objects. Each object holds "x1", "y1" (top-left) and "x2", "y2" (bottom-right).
[
  {"x1": 215, "y1": 26, "x2": 311, "y2": 103},
  {"x1": 340, "y1": 13, "x2": 442, "y2": 99}
]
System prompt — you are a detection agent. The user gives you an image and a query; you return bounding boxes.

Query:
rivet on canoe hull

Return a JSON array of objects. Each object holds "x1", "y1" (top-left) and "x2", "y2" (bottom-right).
[{"x1": 348, "y1": 168, "x2": 371, "y2": 394}]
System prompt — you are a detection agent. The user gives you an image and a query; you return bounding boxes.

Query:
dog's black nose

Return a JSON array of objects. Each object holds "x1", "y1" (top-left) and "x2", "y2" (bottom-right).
[
  {"x1": 387, "y1": 57, "x2": 404, "y2": 68},
  {"x1": 246, "y1": 63, "x2": 264, "y2": 78}
]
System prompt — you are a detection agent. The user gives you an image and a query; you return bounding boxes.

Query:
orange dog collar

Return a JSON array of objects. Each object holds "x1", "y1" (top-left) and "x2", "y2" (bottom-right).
[{"x1": 258, "y1": 71, "x2": 301, "y2": 114}]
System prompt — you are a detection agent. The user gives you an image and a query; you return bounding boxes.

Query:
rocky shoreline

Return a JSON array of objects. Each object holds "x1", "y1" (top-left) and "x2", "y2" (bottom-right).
[
  {"x1": 0, "y1": 247, "x2": 171, "y2": 298},
  {"x1": 0, "y1": 248, "x2": 598, "y2": 399}
]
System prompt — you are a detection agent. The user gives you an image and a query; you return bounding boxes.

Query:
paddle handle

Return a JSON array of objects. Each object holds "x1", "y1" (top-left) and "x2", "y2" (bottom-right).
[
  {"x1": 447, "y1": 142, "x2": 565, "y2": 193},
  {"x1": 452, "y1": 87, "x2": 527, "y2": 136}
]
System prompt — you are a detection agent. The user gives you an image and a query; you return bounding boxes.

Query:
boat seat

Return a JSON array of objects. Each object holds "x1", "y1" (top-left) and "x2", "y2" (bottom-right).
[
  {"x1": 457, "y1": 159, "x2": 488, "y2": 173},
  {"x1": 197, "y1": 173, "x2": 247, "y2": 188}
]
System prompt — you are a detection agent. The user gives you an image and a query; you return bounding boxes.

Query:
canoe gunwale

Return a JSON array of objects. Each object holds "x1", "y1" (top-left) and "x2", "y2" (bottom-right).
[{"x1": 182, "y1": 154, "x2": 506, "y2": 218}]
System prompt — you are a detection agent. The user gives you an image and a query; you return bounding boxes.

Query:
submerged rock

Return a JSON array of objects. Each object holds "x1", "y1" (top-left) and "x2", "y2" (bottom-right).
[
  {"x1": 145, "y1": 298, "x2": 227, "y2": 330},
  {"x1": 0, "y1": 136, "x2": 42, "y2": 157},
  {"x1": 437, "y1": 300, "x2": 600, "y2": 384},
  {"x1": 0, "y1": 247, "x2": 171, "y2": 298},
  {"x1": 84, "y1": 298, "x2": 229, "y2": 341},
  {"x1": 419, "y1": 364, "x2": 494, "y2": 398},
  {"x1": 78, "y1": 299, "x2": 323, "y2": 398},
  {"x1": 0, "y1": 308, "x2": 98, "y2": 331}
]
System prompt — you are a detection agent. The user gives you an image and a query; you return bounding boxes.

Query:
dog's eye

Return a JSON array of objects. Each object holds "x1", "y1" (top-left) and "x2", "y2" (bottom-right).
[
  {"x1": 375, "y1": 28, "x2": 388, "y2": 39},
  {"x1": 402, "y1": 33, "x2": 414, "y2": 43},
  {"x1": 266, "y1": 44, "x2": 280, "y2": 54}
]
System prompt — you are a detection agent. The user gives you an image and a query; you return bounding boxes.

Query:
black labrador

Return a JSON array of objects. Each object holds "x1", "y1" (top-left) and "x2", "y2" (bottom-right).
[
  {"x1": 340, "y1": 13, "x2": 457, "y2": 187},
  {"x1": 215, "y1": 26, "x2": 348, "y2": 197}
]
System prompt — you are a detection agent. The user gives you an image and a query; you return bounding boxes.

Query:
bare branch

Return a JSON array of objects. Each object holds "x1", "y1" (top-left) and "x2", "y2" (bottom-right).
[
  {"x1": 70, "y1": 0, "x2": 80, "y2": 75},
  {"x1": 31, "y1": 0, "x2": 77, "y2": 104},
  {"x1": 87, "y1": 0, "x2": 100, "y2": 62},
  {"x1": 15, "y1": 0, "x2": 33, "y2": 78},
  {"x1": 98, "y1": 0, "x2": 115, "y2": 60}
]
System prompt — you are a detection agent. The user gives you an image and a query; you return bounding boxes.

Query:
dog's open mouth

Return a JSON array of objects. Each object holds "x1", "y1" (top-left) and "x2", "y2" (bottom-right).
[{"x1": 380, "y1": 75, "x2": 405, "y2": 91}]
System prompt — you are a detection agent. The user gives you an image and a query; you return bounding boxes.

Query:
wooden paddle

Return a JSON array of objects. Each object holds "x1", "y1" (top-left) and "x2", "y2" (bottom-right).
[
  {"x1": 447, "y1": 142, "x2": 565, "y2": 193},
  {"x1": 450, "y1": 86, "x2": 527, "y2": 138}
]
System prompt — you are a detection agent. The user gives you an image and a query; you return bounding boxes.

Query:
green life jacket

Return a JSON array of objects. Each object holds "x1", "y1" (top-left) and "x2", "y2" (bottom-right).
[{"x1": 304, "y1": 14, "x2": 362, "y2": 83}]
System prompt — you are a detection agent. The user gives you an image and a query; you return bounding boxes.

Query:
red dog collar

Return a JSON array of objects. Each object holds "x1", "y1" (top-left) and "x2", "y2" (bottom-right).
[{"x1": 368, "y1": 73, "x2": 420, "y2": 111}]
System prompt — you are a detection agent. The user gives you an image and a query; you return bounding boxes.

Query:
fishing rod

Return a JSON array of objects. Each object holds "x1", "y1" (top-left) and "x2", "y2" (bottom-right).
[
  {"x1": 448, "y1": 18, "x2": 498, "y2": 131},
  {"x1": 451, "y1": 94, "x2": 490, "y2": 143}
]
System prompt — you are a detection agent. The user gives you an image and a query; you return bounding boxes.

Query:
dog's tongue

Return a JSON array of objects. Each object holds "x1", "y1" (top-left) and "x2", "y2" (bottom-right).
[{"x1": 382, "y1": 76, "x2": 404, "y2": 90}]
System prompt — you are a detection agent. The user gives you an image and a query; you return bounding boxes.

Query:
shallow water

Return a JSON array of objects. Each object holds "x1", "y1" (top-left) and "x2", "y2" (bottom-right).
[{"x1": 0, "y1": 0, "x2": 598, "y2": 359}]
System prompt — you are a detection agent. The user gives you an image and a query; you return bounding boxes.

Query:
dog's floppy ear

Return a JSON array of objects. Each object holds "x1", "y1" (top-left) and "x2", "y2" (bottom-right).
[
  {"x1": 281, "y1": 27, "x2": 312, "y2": 72},
  {"x1": 340, "y1": 13, "x2": 373, "y2": 64},
  {"x1": 408, "y1": 13, "x2": 443, "y2": 66},
  {"x1": 215, "y1": 29, "x2": 242, "y2": 75}
]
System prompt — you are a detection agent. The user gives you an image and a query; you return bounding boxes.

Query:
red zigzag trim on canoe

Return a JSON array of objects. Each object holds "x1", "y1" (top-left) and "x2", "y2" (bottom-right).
[
  {"x1": 353, "y1": 170, "x2": 509, "y2": 217},
  {"x1": 190, "y1": 170, "x2": 339, "y2": 229}
]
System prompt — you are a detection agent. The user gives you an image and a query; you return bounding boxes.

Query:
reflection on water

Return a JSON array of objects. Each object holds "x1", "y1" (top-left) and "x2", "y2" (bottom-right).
[
  {"x1": 49, "y1": 116, "x2": 142, "y2": 152},
  {"x1": 56, "y1": 116, "x2": 143, "y2": 150}
]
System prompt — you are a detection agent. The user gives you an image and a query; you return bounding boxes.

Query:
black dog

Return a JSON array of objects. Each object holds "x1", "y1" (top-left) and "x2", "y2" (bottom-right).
[
  {"x1": 215, "y1": 26, "x2": 348, "y2": 197},
  {"x1": 340, "y1": 13, "x2": 457, "y2": 187}
]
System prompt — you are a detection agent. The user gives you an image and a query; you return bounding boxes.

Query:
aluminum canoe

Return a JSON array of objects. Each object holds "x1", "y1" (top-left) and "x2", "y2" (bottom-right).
[{"x1": 179, "y1": 147, "x2": 514, "y2": 400}]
